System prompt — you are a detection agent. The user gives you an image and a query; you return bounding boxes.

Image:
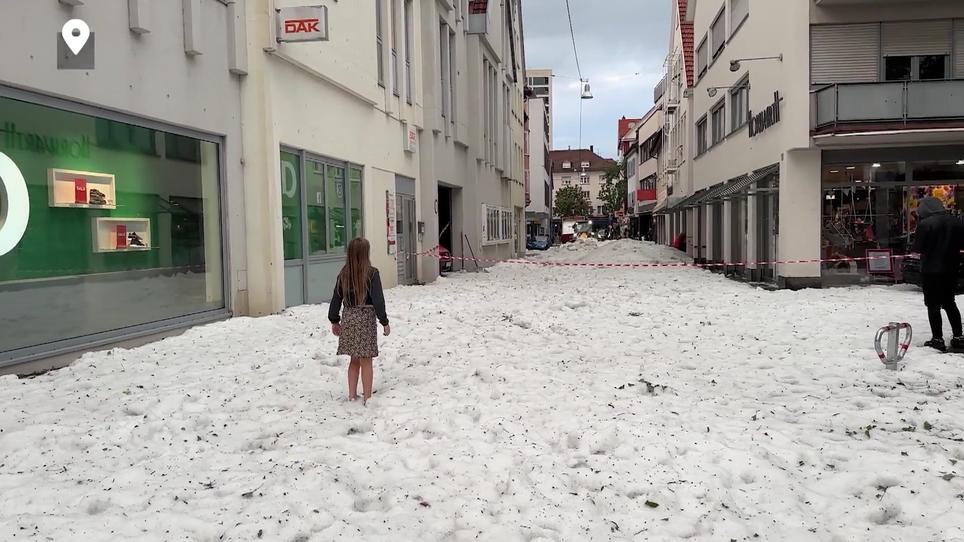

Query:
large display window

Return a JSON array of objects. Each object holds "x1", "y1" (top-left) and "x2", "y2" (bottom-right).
[
  {"x1": 0, "y1": 94, "x2": 224, "y2": 360},
  {"x1": 280, "y1": 148, "x2": 364, "y2": 307},
  {"x1": 821, "y1": 159, "x2": 964, "y2": 281}
]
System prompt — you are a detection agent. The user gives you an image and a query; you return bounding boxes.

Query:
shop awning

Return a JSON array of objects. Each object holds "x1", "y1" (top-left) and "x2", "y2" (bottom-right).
[
  {"x1": 675, "y1": 189, "x2": 707, "y2": 209},
  {"x1": 687, "y1": 182, "x2": 729, "y2": 207},
  {"x1": 636, "y1": 201, "x2": 657, "y2": 214},
  {"x1": 714, "y1": 163, "x2": 780, "y2": 201}
]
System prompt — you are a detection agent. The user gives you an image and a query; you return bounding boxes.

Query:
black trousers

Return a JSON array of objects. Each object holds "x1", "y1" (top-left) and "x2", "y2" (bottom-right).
[{"x1": 922, "y1": 273, "x2": 962, "y2": 339}]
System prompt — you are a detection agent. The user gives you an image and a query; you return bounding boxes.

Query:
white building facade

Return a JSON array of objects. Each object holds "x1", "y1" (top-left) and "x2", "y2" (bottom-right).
[
  {"x1": 526, "y1": 69, "x2": 553, "y2": 148},
  {"x1": 0, "y1": 0, "x2": 529, "y2": 373},
  {"x1": 550, "y1": 148, "x2": 617, "y2": 218},
  {"x1": 656, "y1": 0, "x2": 964, "y2": 289},
  {"x1": 526, "y1": 96, "x2": 552, "y2": 238}
]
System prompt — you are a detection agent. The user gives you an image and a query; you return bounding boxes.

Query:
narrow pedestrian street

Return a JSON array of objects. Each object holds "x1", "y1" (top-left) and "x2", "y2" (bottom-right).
[{"x1": 2, "y1": 240, "x2": 963, "y2": 541}]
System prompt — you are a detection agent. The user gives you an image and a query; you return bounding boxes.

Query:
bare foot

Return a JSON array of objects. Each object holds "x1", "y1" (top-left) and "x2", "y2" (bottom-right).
[{"x1": 348, "y1": 395, "x2": 359, "y2": 402}]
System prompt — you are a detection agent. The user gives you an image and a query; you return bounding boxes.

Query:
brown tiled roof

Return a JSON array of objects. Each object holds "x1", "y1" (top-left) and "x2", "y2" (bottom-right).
[
  {"x1": 549, "y1": 149, "x2": 617, "y2": 174},
  {"x1": 678, "y1": 0, "x2": 694, "y2": 87}
]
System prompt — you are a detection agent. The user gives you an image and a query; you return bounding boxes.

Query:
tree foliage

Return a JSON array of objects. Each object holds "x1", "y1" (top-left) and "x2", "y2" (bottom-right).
[
  {"x1": 599, "y1": 160, "x2": 628, "y2": 216},
  {"x1": 554, "y1": 185, "x2": 592, "y2": 218}
]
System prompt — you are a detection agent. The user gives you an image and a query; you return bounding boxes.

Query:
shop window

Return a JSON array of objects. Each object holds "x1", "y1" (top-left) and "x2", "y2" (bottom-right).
[
  {"x1": 280, "y1": 151, "x2": 303, "y2": 260},
  {"x1": 484, "y1": 205, "x2": 513, "y2": 244},
  {"x1": 95, "y1": 118, "x2": 157, "y2": 156},
  {"x1": 350, "y1": 167, "x2": 363, "y2": 239},
  {"x1": 165, "y1": 133, "x2": 201, "y2": 163},
  {"x1": 327, "y1": 164, "x2": 348, "y2": 252},
  {"x1": 0, "y1": 95, "x2": 223, "y2": 357}
]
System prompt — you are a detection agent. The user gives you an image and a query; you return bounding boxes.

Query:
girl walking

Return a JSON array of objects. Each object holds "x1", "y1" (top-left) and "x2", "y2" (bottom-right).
[{"x1": 328, "y1": 238, "x2": 391, "y2": 403}]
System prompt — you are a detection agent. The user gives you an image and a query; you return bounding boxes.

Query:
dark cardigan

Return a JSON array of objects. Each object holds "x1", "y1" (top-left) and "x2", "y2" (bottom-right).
[{"x1": 328, "y1": 269, "x2": 389, "y2": 326}]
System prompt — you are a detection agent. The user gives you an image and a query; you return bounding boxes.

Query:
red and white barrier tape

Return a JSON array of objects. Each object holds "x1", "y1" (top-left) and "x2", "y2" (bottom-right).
[{"x1": 410, "y1": 249, "x2": 916, "y2": 270}]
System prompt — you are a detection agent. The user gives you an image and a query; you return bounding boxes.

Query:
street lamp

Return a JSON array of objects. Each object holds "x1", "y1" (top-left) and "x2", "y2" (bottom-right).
[
  {"x1": 707, "y1": 83, "x2": 750, "y2": 98},
  {"x1": 729, "y1": 54, "x2": 783, "y2": 72}
]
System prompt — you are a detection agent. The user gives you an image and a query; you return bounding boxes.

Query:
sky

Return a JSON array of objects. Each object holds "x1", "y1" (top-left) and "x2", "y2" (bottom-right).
[{"x1": 522, "y1": 0, "x2": 671, "y2": 159}]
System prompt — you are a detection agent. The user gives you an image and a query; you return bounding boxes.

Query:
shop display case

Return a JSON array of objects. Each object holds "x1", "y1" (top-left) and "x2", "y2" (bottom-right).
[
  {"x1": 48, "y1": 168, "x2": 116, "y2": 209},
  {"x1": 92, "y1": 217, "x2": 151, "y2": 253}
]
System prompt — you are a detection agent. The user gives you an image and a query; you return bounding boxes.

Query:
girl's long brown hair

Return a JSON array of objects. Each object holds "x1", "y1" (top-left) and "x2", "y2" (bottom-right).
[{"x1": 338, "y1": 238, "x2": 372, "y2": 306}]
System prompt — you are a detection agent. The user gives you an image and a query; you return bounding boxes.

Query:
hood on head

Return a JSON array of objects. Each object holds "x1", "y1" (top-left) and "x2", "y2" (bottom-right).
[{"x1": 917, "y1": 196, "x2": 946, "y2": 220}]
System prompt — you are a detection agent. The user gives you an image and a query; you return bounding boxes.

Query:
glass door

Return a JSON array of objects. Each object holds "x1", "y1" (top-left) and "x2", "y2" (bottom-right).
[{"x1": 281, "y1": 149, "x2": 363, "y2": 307}]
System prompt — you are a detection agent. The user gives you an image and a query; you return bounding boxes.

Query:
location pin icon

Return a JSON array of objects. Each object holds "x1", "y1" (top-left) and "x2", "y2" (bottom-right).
[{"x1": 61, "y1": 19, "x2": 90, "y2": 56}]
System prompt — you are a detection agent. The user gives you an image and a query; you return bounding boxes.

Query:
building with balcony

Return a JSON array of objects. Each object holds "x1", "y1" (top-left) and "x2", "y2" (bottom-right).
[
  {"x1": 654, "y1": 0, "x2": 964, "y2": 289},
  {"x1": 630, "y1": 106, "x2": 663, "y2": 239}
]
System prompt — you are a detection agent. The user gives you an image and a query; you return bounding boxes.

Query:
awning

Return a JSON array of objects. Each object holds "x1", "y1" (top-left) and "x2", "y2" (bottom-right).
[
  {"x1": 686, "y1": 181, "x2": 728, "y2": 208},
  {"x1": 713, "y1": 163, "x2": 780, "y2": 201},
  {"x1": 653, "y1": 195, "x2": 683, "y2": 214},
  {"x1": 636, "y1": 201, "x2": 657, "y2": 214},
  {"x1": 674, "y1": 189, "x2": 707, "y2": 209}
]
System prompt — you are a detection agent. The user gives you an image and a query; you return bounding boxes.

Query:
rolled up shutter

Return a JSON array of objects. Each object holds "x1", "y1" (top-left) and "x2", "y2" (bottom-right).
[
  {"x1": 955, "y1": 20, "x2": 964, "y2": 78},
  {"x1": 810, "y1": 24, "x2": 880, "y2": 84},
  {"x1": 881, "y1": 20, "x2": 952, "y2": 57}
]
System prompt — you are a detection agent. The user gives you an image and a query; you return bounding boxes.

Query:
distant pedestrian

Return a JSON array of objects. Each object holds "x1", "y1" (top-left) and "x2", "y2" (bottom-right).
[
  {"x1": 912, "y1": 197, "x2": 964, "y2": 352},
  {"x1": 329, "y1": 238, "x2": 391, "y2": 403}
]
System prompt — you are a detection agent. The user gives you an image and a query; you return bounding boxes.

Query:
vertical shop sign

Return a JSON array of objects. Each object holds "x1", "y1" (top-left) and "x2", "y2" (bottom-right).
[
  {"x1": 386, "y1": 190, "x2": 397, "y2": 255},
  {"x1": 467, "y1": 0, "x2": 488, "y2": 34}
]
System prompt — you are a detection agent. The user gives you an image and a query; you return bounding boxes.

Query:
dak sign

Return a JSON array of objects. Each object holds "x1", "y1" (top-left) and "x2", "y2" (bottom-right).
[{"x1": 277, "y1": 6, "x2": 329, "y2": 43}]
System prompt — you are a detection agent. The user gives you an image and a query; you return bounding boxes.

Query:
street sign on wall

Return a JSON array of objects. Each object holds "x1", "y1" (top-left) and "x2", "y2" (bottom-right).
[
  {"x1": 467, "y1": 0, "x2": 488, "y2": 34},
  {"x1": 276, "y1": 6, "x2": 329, "y2": 43}
]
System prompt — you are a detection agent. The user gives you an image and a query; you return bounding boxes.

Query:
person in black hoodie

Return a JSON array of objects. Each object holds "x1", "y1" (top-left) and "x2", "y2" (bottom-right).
[{"x1": 911, "y1": 196, "x2": 964, "y2": 351}]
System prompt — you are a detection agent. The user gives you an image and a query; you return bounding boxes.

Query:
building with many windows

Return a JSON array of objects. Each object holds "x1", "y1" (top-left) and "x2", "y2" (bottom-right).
[
  {"x1": 655, "y1": 0, "x2": 964, "y2": 289},
  {"x1": 0, "y1": 0, "x2": 529, "y2": 373},
  {"x1": 550, "y1": 148, "x2": 617, "y2": 218}
]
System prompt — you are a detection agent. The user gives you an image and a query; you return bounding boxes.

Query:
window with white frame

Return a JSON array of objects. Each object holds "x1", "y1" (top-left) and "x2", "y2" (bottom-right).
[
  {"x1": 711, "y1": 100, "x2": 726, "y2": 145},
  {"x1": 404, "y1": 0, "x2": 413, "y2": 104},
  {"x1": 711, "y1": 8, "x2": 726, "y2": 58},
  {"x1": 376, "y1": 0, "x2": 385, "y2": 87},
  {"x1": 484, "y1": 205, "x2": 513, "y2": 244},
  {"x1": 730, "y1": 0, "x2": 748, "y2": 35},
  {"x1": 626, "y1": 157, "x2": 637, "y2": 178},
  {"x1": 562, "y1": 175, "x2": 573, "y2": 186},
  {"x1": 696, "y1": 37, "x2": 707, "y2": 78},
  {"x1": 449, "y1": 29, "x2": 456, "y2": 125},
  {"x1": 581, "y1": 161, "x2": 590, "y2": 168},
  {"x1": 580, "y1": 173, "x2": 590, "y2": 185},
  {"x1": 439, "y1": 21, "x2": 449, "y2": 120},
  {"x1": 730, "y1": 78, "x2": 749, "y2": 130},
  {"x1": 562, "y1": 161, "x2": 571, "y2": 169},
  {"x1": 391, "y1": 0, "x2": 400, "y2": 95}
]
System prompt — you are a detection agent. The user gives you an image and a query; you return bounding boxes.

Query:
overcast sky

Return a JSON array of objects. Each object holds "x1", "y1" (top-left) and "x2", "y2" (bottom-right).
[{"x1": 522, "y1": 0, "x2": 671, "y2": 159}]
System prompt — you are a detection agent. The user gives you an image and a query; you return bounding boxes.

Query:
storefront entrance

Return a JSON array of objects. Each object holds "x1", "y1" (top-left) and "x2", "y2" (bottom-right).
[
  {"x1": 820, "y1": 149, "x2": 964, "y2": 285},
  {"x1": 280, "y1": 149, "x2": 363, "y2": 307},
  {"x1": 395, "y1": 176, "x2": 417, "y2": 286}
]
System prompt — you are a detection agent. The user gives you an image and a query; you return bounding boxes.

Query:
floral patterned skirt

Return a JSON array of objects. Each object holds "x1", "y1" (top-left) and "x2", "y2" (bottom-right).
[{"x1": 337, "y1": 305, "x2": 379, "y2": 358}]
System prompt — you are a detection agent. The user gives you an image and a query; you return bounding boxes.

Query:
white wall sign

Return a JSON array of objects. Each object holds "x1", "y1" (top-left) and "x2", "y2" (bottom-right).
[
  {"x1": 276, "y1": 5, "x2": 329, "y2": 43},
  {"x1": 0, "y1": 152, "x2": 30, "y2": 257},
  {"x1": 386, "y1": 190, "x2": 397, "y2": 255},
  {"x1": 403, "y1": 122, "x2": 417, "y2": 154}
]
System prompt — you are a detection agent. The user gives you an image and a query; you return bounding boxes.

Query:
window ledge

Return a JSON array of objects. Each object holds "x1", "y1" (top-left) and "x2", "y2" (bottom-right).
[{"x1": 728, "y1": 122, "x2": 748, "y2": 138}]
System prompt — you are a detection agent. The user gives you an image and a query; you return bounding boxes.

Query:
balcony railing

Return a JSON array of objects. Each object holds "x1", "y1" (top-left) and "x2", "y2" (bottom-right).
[{"x1": 814, "y1": 79, "x2": 964, "y2": 129}]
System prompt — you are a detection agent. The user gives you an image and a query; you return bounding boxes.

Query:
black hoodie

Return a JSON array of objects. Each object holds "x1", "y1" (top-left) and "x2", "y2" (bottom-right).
[{"x1": 911, "y1": 197, "x2": 964, "y2": 274}]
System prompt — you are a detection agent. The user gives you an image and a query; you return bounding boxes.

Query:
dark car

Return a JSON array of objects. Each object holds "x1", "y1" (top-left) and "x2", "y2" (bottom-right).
[{"x1": 527, "y1": 235, "x2": 551, "y2": 251}]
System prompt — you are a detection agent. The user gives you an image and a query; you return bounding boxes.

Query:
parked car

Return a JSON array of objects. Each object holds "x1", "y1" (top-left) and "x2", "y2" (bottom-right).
[{"x1": 527, "y1": 235, "x2": 551, "y2": 251}]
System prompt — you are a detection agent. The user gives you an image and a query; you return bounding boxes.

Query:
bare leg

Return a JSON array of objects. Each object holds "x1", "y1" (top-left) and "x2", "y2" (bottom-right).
[
  {"x1": 360, "y1": 358, "x2": 374, "y2": 402},
  {"x1": 348, "y1": 358, "x2": 361, "y2": 400}
]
